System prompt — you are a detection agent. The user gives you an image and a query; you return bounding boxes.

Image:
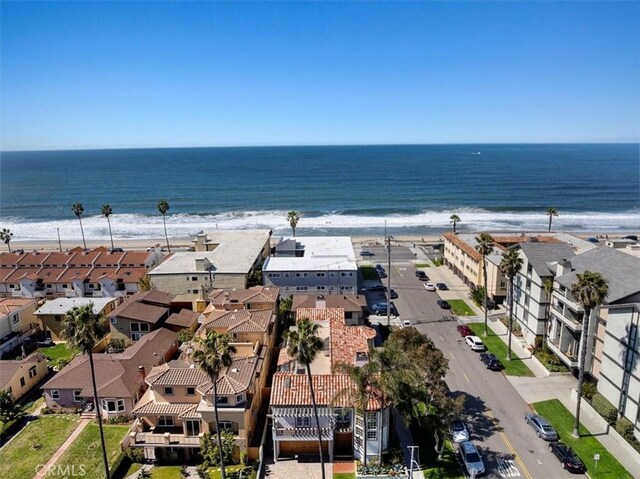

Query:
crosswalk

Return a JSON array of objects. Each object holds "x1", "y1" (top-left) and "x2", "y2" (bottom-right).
[{"x1": 497, "y1": 459, "x2": 521, "y2": 477}]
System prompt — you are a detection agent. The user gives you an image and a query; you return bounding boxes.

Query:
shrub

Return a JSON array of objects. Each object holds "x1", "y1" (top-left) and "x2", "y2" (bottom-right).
[
  {"x1": 591, "y1": 392, "x2": 618, "y2": 425},
  {"x1": 178, "y1": 329, "x2": 194, "y2": 344},
  {"x1": 615, "y1": 417, "x2": 635, "y2": 439},
  {"x1": 469, "y1": 286, "x2": 485, "y2": 307},
  {"x1": 534, "y1": 336, "x2": 543, "y2": 351},
  {"x1": 581, "y1": 382, "x2": 597, "y2": 400},
  {"x1": 107, "y1": 415, "x2": 130, "y2": 425},
  {"x1": 125, "y1": 447, "x2": 145, "y2": 463}
]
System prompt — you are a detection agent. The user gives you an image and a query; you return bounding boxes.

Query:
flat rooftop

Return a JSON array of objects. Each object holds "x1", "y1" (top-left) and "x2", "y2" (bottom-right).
[
  {"x1": 35, "y1": 297, "x2": 116, "y2": 315},
  {"x1": 263, "y1": 236, "x2": 357, "y2": 272}
]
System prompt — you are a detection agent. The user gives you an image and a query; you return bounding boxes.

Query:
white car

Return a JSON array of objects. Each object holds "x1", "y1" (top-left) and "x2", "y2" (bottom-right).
[
  {"x1": 450, "y1": 420, "x2": 470, "y2": 443},
  {"x1": 402, "y1": 320, "x2": 412, "y2": 328},
  {"x1": 465, "y1": 335, "x2": 485, "y2": 351},
  {"x1": 459, "y1": 440, "x2": 485, "y2": 476},
  {"x1": 424, "y1": 281, "x2": 436, "y2": 291}
]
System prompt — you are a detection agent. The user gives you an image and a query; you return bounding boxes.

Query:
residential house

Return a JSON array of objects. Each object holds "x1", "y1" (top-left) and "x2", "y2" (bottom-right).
[
  {"x1": 511, "y1": 242, "x2": 576, "y2": 346},
  {"x1": 0, "y1": 352, "x2": 48, "y2": 400},
  {"x1": 127, "y1": 347, "x2": 267, "y2": 463},
  {"x1": 164, "y1": 310, "x2": 201, "y2": 334},
  {"x1": 292, "y1": 294, "x2": 368, "y2": 326},
  {"x1": 0, "y1": 247, "x2": 164, "y2": 299},
  {"x1": 271, "y1": 307, "x2": 389, "y2": 462},
  {"x1": 42, "y1": 328, "x2": 178, "y2": 419},
  {"x1": 149, "y1": 230, "x2": 271, "y2": 295},
  {"x1": 107, "y1": 290, "x2": 175, "y2": 344},
  {"x1": 208, "y1": 286, "x2": 280, "y2": 313},
  {"x1": 35, "y1": 297, "x2": 119, "y2": 342},
  {"x1": 262, "y1": 237, "x2": 358, "y2": 295},
  {"x1": 0, "y1": 298, "x2": 39, "y2": 357}
]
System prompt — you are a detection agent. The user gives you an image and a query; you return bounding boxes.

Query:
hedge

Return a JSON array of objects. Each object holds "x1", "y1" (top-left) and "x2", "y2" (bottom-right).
[{"x1": 590, "y1": 392, "x2": 618, "y2": 425}]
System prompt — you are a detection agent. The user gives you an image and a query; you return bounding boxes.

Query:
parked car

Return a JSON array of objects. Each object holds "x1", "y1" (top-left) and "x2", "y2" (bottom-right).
[
  {"x1": 457, "y1": 324, "x2": 472, "y2": 337},
  {"x1": 402, "y1": 320, "x2": 412, "y2": 328},
  {"x1": 586, "y1": 237, "x2": 599, "y2": 243},
  {"x1": 549, "y1": 442, "x2": 586, "y2": 473},
  {"x1": 361, "y1": 250, "x2": 375, "y2": 256},
  {"x1": 437, "y1": 299, "x2": 451, "y2": 309},
  {"x1": 369, "y1": 284, "x2": 387, "y2": 292},
  {"x1": 450, "y1": 420, "x2": 470, "y2": 443},
  {"x1": 465, "y1": 335, "x2": 485, "y2": 352},
  {"x1": 416, "y1": 271, "x2": 429, "y2": 280},
  {"x1": 424, "y1": 282, "x2": 436, "y2": 291},
  {"x1": 525, "y1": 413, "x2": 559, "y2": 441},
  {"x1": 480, "y1": 352, "x2": 502, "y2": 370},
  {"x1": 378, "y1": 270, "x2": 388, "y2": 278},
  {"x1": 389, "y1": 289, "x2": 398, "y2": 299},
  {"x1": 458, "y1": 441, "x2": 485, "y2": 476},
  {"x1": 623, "y1": 235, "x2": 638, "y2": 241},
  {"x1": 375, "y1": 264, "x2": 385, "y2": 271},
  {"x1": 371, "y1": 302, "x2": 398, "y2": 316},
  {"x1": 436, "y1": 282, "x2": 448, "y2": 290}
]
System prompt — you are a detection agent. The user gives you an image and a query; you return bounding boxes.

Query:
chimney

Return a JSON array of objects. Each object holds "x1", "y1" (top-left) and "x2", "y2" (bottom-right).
[
  {"x1": 195, "y1": 258, "x2": 206, "y2": 271},
  {"x1": 556, "y1": 259, "x2": 573, "y2": 277},
  {"x1": 315, "y1": 295, "x2": 326, "y2": 309},
  {"x1": 137, "y1": 366, "x2": 147, "y2": 392}
]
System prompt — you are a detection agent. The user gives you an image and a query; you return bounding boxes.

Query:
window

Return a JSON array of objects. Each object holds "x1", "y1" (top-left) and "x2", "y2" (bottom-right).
[
  {"x1": 46, "y1": 284, "x2": 52, "y2": 289},
  {"x1": 62, "y1": 284, "x2": 68, "y2": 289},
  {"x1": 330, "y1": 272, "x2": 336, "y2": 277},
  {"x1": 284, "y1": 273, "x2": 290, "y2": 278},
  {"x1": 131, "y1": 332, "x2": 146, "y2": 341},
  {"x1": 51, "y1": 390, "x2": 60, "y2": 400},
  {"x1": 340, "y1": 272, "x2": 353, "y2": 277},
  {"x1": 366, "y1": 412, "x2": 378, "y2": 440},
  {"x1": 191, "y1": 276, "x2": 198, "y2": 281},
  {"x1": 236, "y1": 393, "x2": 244, "y2": 404},
  {"x1": 218, "y1": 421, "x2": 235, "y2": 432},
  {"x1": 164, "y1": 387, "x2": 174, "y2": 396},
  {"x1": 28, "y1": 366, "x2": 37, "y2": 378},
  {"x1": 296, "y1": 286, "x2": 308, "y2": 291},
  {"x1": 158, "y1": 416, "x2": 174, "y2": 427},
  {"x1": 11, "y1": 314, "x2": 19, "y2": 324},
  {"x1": 527, "y1": 264, "x2": 533, "y2": 274},
  {"x1": 295, "y1": 417, "x2": 311, "y2": 427},
  {"x1": 102, "y1": 399, "x2": 125, "y2": 413},
  {"x1": 217, "y1": 396, "x2": 228, "y2": 405},
  {"x1": 110, "y1": 317, "x2": 118, "y2": 324},
  {"x1": 20, "y1": 377, "x2": 26, "y2": 387},
  {"x1": 55, "y1": 315, "x2": 62, "y2": 322},
  {"x1": 73, "y1": 390, "x2": 82, "y2": 402},
  {"x1": 131, "y1": 322, "x2": 150, "y2": 333},
  {"x1": 317, "y1": 286, "x2": 326, "y2": 291},
  {"x1": 316, "y1": 272, "x2": 326, "y2": 277},
  {"x1": 186, "y1": 387, "x2": 196, "y2": 396},
  {"x1": 268, "y1": 273, "x2": 280, "y2": 278}
]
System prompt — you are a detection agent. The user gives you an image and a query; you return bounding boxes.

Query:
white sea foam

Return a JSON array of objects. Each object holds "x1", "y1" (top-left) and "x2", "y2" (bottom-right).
[{"x1": 3, "y1": 209, "x2": 639, "y2": 241}]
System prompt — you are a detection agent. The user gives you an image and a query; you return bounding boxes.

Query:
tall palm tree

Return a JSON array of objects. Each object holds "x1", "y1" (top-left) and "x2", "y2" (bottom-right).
[
  {"x1": 157, "y1": 200, "x2": 171, "y2": 252},
  {"x1": 475, "y1": 233, "x2": 494, "y2": 336},
  {"x1": 542, "y1": 277, "x2": 554, "y2": 347},
  {"x1": 570, "y1": 271, "x2": 608, "y2": 438},
  {"x1": 62, "y1": 304, "x2": 110, "y2": 479},
  {"x1": 546, "y1": 208, "x2": 558, "y2": 233},
  {"x1": 192, "y1": 331, "x2": 236, "y2": 479},
  {"x1": 449, "y1": 214, "x2": 461, "y2": 234},
  {"x1": 72, "y1": 202, "x2": 87, "y2": 250},
  {"x1": 500, "y1": 249, "x2": 523, "y2": 360},
  {"x1": 287, "y1": 210, "x2": 300, "y2": 237},
  {"x1": 0, "y1": 228, "x2": 13, "y2": 252},
  {"x1": 286, "y1": 318, "x2": 325, "y2": 479},
  {"x1": 333, "y1": 361, "x2": 376, "y2": 466},
  {"x1": 102, "y1": 204, "x2": 115, "y2": 251}
]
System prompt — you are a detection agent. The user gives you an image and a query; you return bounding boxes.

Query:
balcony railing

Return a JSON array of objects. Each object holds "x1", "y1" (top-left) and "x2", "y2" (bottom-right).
[
  {"x1": 274, "y1": 426, "x2": 333, "y2": 440},
  {"x1": 546, "y1": 340, "x2": 578, "y2": 367},
  {"x1": 130, "y1": 431, "x2": 201, "y2": 447}
]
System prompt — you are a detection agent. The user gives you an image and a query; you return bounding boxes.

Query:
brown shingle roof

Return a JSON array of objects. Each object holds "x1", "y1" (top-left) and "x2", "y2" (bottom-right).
[
  {"x1": 146, "y1": 363, "x2": 208, "y2": 387},
  {"x1": 0, "y1": 298, "x2": 36, "y2": 317},
  {"x1": 165, "y1": 310, "x2": 200, "y2": 328},
  {"x1": 292, "y1": 294, "x2": 367, "y2": 312},
  {"x1": 201, "y1": 309, "x2": 273, "y2": 333},
  {"x1": 208, "y1": 286, "x2": 279, "y2": 309},
  {"x1": 132, "y1": 401, "x2": 197, "y2": 416}
]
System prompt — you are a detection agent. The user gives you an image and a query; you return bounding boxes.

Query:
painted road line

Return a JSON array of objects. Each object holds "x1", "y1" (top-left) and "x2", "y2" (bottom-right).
[
  {"x1": 450, "y1": 352, "x2": 456, "y2": 360},
  {"x1": 486, "y1": 410, "x2": 533, "y2": 479},
  {"x1": 463, "y1": 373, "x2": 470, "y2": 382}
]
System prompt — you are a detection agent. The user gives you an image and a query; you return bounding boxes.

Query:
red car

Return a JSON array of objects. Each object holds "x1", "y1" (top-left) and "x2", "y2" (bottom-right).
[{"x1": 457, "y1": 324, "x2": 472, "y2": 337}]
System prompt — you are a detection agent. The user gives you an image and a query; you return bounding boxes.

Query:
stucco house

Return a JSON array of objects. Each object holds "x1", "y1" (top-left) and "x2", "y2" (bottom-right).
[{"x1": 0, "y1": 352, "x2": 48, "y2": 400}]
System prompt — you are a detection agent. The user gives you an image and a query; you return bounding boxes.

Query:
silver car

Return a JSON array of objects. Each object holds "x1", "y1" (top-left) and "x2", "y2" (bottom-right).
[
  {"x1": 525, "y1": 412, "x2": 559, "y2": 441},
  {"x1": 459, "y1": 440, "x2": 485, "y2": 476},
  {"x1": 450, "y1": 420, "x2": 470, "y2": 443}
]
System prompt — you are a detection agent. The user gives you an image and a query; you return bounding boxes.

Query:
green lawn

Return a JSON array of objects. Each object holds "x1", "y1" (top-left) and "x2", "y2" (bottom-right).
[
  {"x1": 208, "y1": 465, "x2": 256, "y2": 479},
  {"x1": 0, "y1": 414, "x2": 80, "y2": 479},
  {"x1": 467, "y1": 323, "x2": 534, "y2": 377},
  {"x1": 415, "y1": 262, "x2": 432, "y2": 268},
  {"x1": 38, "y1": 343, "x2": 78, "y2": 368},
  {"x1": 117, "y1": 461, "x2": 143, "y2": 478},
  {"x1": 359, "y1": 265, "x2": 379, "y2": 280},
  {"x1": 422, "y1": 441, "x2": 464, "y2": 479},
  {"x1": 24, "y1": 396, "x2": 45, "y2": 415},
  {"x1": 411, "y1": 423, "x2": 463, "y2": 479},
  {"x1": 150, "y1": 466, "x2": 184, "y2": 478},
  {"x1": 333, "y1": 473, "x2": 356, "y2": 479},
  {"x1": 55, "y1": 423, "x2": 130, "y2": 479},
  {"x1": 447, "y1": 299, "x2": 475, "y2": 316},
  {"x1": 532, "y1": 400, "x2": 632, "y2": 478}
]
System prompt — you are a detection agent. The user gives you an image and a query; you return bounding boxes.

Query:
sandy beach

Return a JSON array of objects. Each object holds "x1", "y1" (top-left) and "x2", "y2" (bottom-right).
[{"x1": 6, "y1": 231, "x2": 637, "y2": 253}]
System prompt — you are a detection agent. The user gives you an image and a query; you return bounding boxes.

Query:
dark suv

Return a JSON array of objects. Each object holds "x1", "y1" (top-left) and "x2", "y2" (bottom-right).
[{"x1": 416, "y1": 271, "x2": 428, "y2": 281}]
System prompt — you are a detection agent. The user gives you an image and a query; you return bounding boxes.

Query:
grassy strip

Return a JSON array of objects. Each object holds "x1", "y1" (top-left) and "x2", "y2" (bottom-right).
[
  {"x1": 422, "y1": 441, "x2": 464, "y2": 479},
  {"x1": 467, "y1": 323, "x2": 534, "y2": 377},
  {"x1": 532, "y1": 399, "x2": 632, "y2": 478},
  {"x1": 0, "y1": 415, "x2": 80, "y2": 479},
  {"x1": 333, "y1": 474, "x2": 355, "y2": 479},
  {"x1": 447, "y1": 299, "x2": 475, "y2": 316},
  {"x1": 55, "y1": 423, "x2": 130, "y2": 479},
  {"x1": 359, "y1": 265, "x2": 379, "y2": 280},
  {"x1": 38, "y1": 343, "x2": 78, "y2": 368},
  {"x1": 415, "y1": 262, "x2": 432, "y2": 268},
  {"x1": 411, "y1": 422, "x2": 463, "y2": 479},
  {"x1": 208, "y1": 465, "x2": 257, "y2": 479}
]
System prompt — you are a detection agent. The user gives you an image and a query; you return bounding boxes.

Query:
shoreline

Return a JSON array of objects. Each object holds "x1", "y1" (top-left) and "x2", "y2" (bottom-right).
[{"x1": 6, "y1": 230, "x2": 637, "y2": 253}]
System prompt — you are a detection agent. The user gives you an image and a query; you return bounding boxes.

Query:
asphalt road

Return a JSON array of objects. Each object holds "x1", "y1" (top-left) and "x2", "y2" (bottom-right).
[{"x1": 360, "y1": 258, "x2": 579, "y2": 479}]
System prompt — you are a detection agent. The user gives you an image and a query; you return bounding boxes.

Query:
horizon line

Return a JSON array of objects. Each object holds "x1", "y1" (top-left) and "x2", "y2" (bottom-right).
[{"x1": 3, "y1": 140, "x2": 639, "y2": 154}]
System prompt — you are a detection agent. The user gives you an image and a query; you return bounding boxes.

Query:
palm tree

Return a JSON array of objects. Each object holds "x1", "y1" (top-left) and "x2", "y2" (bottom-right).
[
  {"x1": 157, "y1": 200, "x2": 171, "y2": 253},
  {"x1": 570, "y1": 271, "x2": 608, "y2": 438},
  {"x1": 102, "y1": 204, "x2": 115, "y2": 251},
  {"x1": 0, "y1": 228, "x2": 13, "y2": 252},
  {"x1": 475, "y1": 233, "x2": 494, "y2": 336},
  {"x1": 286, "y1": 318, "x2": 325, "y2": 479},
  {"x1": 62, "y1": 304, "x2": 110, "y2": 479},
  {"x1": 500, "y1": 249, "x2": 523, "y2": 360},
  {"x1": 333, "y1": 360, "x2": 376, "y2": 466},
  {"x1": 449, "y1": 214, "x2": 461, "y2": 234},
  {"x1": 542, "y1": 277, "x2": 554, "y2": 347},
  {"x1": 72, "y1": 202, "x2": 87, "y2": 250},
  {"x1": 138, "y1": 273, "x2": 153, "y2": 292},
  {"x1": 546, "y1": 208, "x2": 558, "y2": 233},
  {"x1": 192, "y1": 331, "x2": 236, "y2": 479},
  {"x1": 287, "y1": 210, "x2": 300, "y2": 237}
]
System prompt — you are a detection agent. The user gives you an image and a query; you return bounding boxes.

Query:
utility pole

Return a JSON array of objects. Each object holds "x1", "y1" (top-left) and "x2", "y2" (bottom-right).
[
  {"x1": 385, "y1": 221, "x2": 392, "y2": 327},
  {"x1": 56, "y1": 227, "x2": 62, "y2": 252}
]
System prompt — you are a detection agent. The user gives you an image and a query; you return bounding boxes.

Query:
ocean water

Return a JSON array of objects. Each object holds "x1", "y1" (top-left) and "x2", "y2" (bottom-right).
[{"x1": 0, "y1": 144, "x2": 638, "y2": 240}]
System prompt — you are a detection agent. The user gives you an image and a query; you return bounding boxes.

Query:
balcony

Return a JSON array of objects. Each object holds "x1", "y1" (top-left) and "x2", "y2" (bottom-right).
[
  {"x1": 129, "y1": 430, "x2": 201, "y2": 447},
  {"x1": 546, "y1": 338, "x2": 578, "y2": 368},
  {"x1": 274, "y1": 426, "x2": 334, "y2": 441}
]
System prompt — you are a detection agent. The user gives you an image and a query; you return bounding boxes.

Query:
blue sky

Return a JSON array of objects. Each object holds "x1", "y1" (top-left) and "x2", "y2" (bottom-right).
[{"x1": 1, "y1": 1, "x2": 639, "y2": 150}]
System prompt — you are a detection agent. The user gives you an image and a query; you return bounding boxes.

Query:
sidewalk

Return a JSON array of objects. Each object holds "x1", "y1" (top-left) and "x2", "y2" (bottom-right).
[{"x1": 33, "y1": 418, "x2": 91, "y2": 479}]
